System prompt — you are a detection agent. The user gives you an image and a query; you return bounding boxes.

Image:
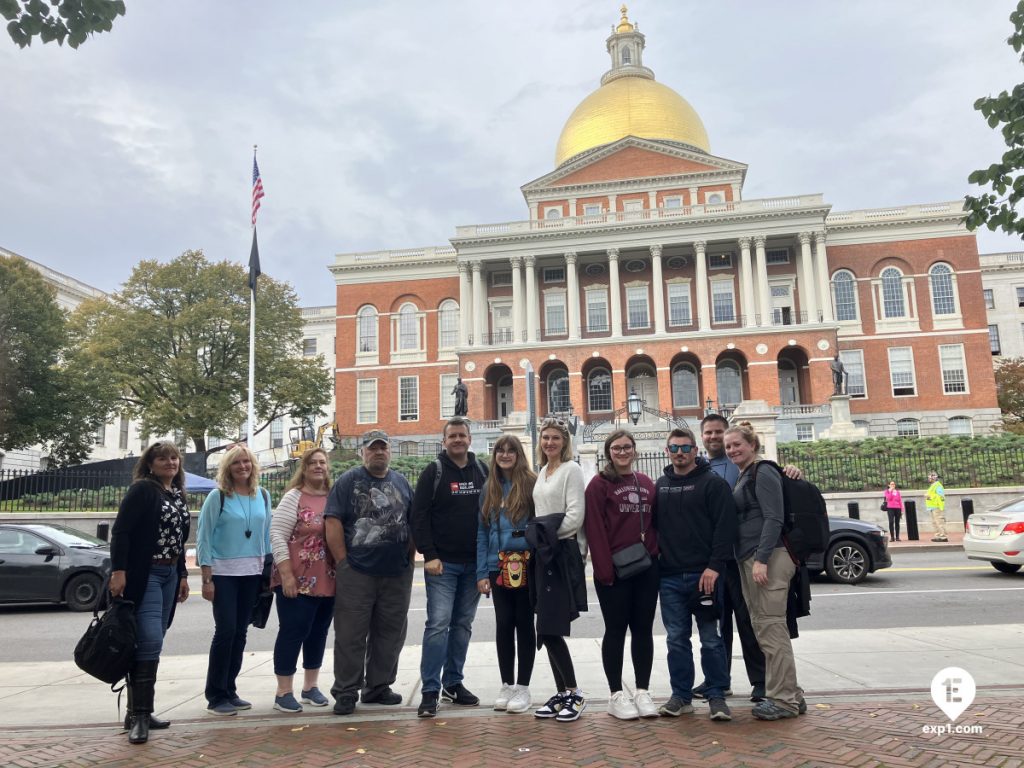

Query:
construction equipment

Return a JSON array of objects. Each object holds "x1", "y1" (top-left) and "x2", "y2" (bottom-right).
[{"x1": 288, "y1": 421, "x2": 338, "y2": 459}]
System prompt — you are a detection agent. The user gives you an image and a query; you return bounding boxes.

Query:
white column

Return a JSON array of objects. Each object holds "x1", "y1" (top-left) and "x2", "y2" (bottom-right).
[
  {"x1": 608, "y1": 248, "x2": 622, "y2": 336},
  {"x1": 568, "y1": 198, "x2": 577, "y2": 220},
  {"x1": 566, "y1": 251, "x2": 580, "y2": 340},
  {"x1": 529, "y1": 202, "x2": 539, "y2": 221},
  {"x1": 650, "y1": 244, "x2": 665, "y2": 334},
  {"x1": 608, "y1": 194, "x2": 618, "y2": 219},
  {"x1": 648, "y1": 190, "x2": 658, "y2": 210},
  {"x1": 730, "y1": 182, "x2": 741, "y2": 202},
  {"x1": 694, "y1": 240, "x2": 710, "y2": 330},
  {"x1": 754, "y1": 235, "x2": 771, "y2": 327},
  {"x1": 798, "y1": 232, "x2": 818, "y2": 324},
  {"x1": 525, "y1": 255, "x2": 538, "y2": 341},
  {"x1": 510, "y1": 256, "x2": 524, "y2": 343},
  {"x1": 458, "y1": 262, "x2": 471, "y2": 346},
  {"x1": 689, "y1": 187, "x2": 699, "y2": 206},
  {"x1": 815, "y1": 232, "x2": 834, "y2": 322},
  {"x1": 739, "y1": 236, "x2": 756, "y2": 328},
  {"x1": 471, "y1": 261, "x2": 485, "y2": 344}
]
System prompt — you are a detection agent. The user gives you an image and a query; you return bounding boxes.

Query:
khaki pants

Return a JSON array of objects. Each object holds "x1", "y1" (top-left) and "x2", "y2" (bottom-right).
[
  {"x1": 739, "y1": 548, "x2": 800, "y2": 713},
  {"x1": 929, "y1": 507, "x2": 947, "y2": 539}
]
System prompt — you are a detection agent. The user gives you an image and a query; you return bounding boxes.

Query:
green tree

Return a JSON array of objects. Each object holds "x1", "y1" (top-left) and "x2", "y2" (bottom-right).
[
  {"x1": 1, "y1": 0, "x2": 124, "y2": 48},
  {"x1": 965, "y1": 1, "x2": 1024, "y2": 236},
  {"x1": 0, "y1": 255, "x2": 117, "y2": 464},
  {"x1": 72, "y1": 250, "x2": 332, "y2": 453},
  {"x1": 995, "y1": 357, "x2": 1024, "y2": 433}
]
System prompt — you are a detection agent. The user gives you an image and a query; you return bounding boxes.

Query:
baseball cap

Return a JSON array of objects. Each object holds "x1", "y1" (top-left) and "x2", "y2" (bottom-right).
[{"x1": 361, "y1": 429, "x2": 390, "y2": 448}]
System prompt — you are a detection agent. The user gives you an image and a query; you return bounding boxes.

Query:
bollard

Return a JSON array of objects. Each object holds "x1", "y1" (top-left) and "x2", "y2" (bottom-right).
[
  {"x1": 847, "y1": 501, "x2": 860, "y2": 520},
  {"x1": 962, "y1": 498, "x2": 974, "y2": 529},
  {"x1": 904, "y1": 500, "x2": 919, "y2": 541},
  {"x1": 96, "y1": 522, "x2": 110, "y2": 542}
]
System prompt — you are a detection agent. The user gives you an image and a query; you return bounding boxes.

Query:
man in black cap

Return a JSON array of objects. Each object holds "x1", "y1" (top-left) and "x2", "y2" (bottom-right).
[{"x1": 325, "y1": 429, "x2": 415, "y2": 715}]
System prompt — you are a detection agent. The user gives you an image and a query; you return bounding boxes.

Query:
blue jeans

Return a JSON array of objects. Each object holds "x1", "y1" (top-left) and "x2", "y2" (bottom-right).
[
  {"x1": 205, "y1": 574, "x2": 261, "y2": 705},
  {"x1": 272, "y1": 589, "x2": 335, "y2": 676},
  {"x1": 135, "y1": 565, "x2": 178, "y2": 661},
  {"x1": 420, "y1": 562, "x2": 481, "y2": 694},
  {"x1": 659, "y1": 572, "x2": 729, "y2": 702}
]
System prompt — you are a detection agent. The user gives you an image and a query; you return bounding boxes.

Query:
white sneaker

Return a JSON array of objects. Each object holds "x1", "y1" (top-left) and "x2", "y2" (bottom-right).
[
  {"x1": 506, "y1": 685, "x2": 532, "y2": 714},
  {"x1": 608, "y1": 690, "x2": 640, "y2": 720},
  {"x1": 493, "y1": 683, "x2": 513, "y2": 711},
  {"x1": 634, "y1": 689, "x2": 659, "y2": 718}
]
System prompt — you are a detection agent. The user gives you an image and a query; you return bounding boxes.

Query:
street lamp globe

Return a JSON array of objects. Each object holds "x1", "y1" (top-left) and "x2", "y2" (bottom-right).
[{"x1": 627, "y1": 389, "x2": 643, "y2": 426}]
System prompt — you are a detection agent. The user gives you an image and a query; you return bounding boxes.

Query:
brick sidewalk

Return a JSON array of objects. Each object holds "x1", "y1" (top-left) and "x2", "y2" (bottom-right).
[{"x1": 3, "y1": 695, "x2": 1021, "y2": 768}]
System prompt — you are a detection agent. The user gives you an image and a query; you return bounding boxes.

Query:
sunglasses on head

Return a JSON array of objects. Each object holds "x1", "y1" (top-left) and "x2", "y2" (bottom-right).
[
  {"x1": 541, "y1": 417, "x2": 567, "y2": 428},
  {"x1": 668, "y1": 444, "x2": 696, "y2": 454}
]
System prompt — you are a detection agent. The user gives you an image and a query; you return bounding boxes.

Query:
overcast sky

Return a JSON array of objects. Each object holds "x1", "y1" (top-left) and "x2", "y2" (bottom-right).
[{"x1": 1, "y1": 1, "x2": 1021, "y2": 307}]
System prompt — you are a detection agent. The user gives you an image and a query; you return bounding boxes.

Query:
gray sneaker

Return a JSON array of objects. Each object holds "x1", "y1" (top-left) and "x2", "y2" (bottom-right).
[
  {"x1": 658, "y1": 696, "x2": 695, "y2": 717},
  {"x1": 708, "y1": 697, "x2": 732, "y2": 721},
  {"x1": 752, "y1": 699, "x2": 798, "y2": 721},
  {"x1": 693, "y1": 682, "x2": 733, "y2": 699}
]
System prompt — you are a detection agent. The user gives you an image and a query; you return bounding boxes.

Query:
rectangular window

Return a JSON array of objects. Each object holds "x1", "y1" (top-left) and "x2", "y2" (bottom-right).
[
  {"x1": 888, "y1": 347, "x2": 916, "y2": 397},
  {"x1": 440, "y1": 373, "x2": 458, "y2": 419},
  {"x1": 586, "y1": 289, "x2": 609, "y2": 332},
  {"x1": 663, "y1": 196, "x2": 683, "y2": 209},
  {"x1": 93, "y1": 425, "x2": 105, "y2": 446},
  {"x1": 983, "y1": 288, "x2": 994, "y2": 309},
  {"x1": 490, "y1": 271, "x2": 512, "y2": 287},
  {"x1": 708, "y1": 253, "x2": 733, "y2": 270},
  {"x1": 839, "y1": 350, "x2": 867, "y2": 398},
  {"x1": 357, "y1": 379, "x2": 377, "y2": 424},
  {"x1": 542, "y1": 266, "x2": 565, "y2": 283},
  {"x1": 302, "y1": 337, "x2": 317, "y2": 357},
  {"x1": 1017, "y1": 287, "x2": 1024, "y2": 307},
  {"x1": 118, "y1": 416, "x2": 130, "y2": 450},
  {"x1": 939, "y1": 344, "x2": 968, "y2": 394},
  {"x1": 667, "y1": 283, "x2": 692, "y2": 326},
  {"x1": 399, "y1": 377, "x2": 419, "y2": 421},
  {"x1": 989, "y1": 324, "x2": 1002, "y2": 355},
  {"x1": 626, "y1": 285, "x2": 650, "y2": 329},
  {"x1": 271, "y1": 418, "x2": 284, "y2": 449},
  {"x1": 766, "y1": 248, "x2": 790, "y2": 265},
  {"x1": 711, "y1": 281, "x2": 736, "y2": 323},
  {"x1": 795, "y1": 423, "x2": 814, "y2": 442},
  {"x1": 583, "y1": 203, "x2": 602, "y2": 216},
  {"x1": 623, "y1": 199, "x2": 643, "y2": 212},
  {"x1": 544, "y1": 293, "x2": 567, "y2": 335}
]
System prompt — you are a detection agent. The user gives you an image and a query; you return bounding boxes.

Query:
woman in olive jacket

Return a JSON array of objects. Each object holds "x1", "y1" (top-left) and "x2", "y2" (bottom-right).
[{"x1": 109, "y1": 442, "x2": 191, "y2": 744}]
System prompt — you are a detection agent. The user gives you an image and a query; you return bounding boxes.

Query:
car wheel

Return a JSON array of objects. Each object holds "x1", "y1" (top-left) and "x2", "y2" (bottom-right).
[
  {"x1": 65, "y1": 573, "x2": 102, "y2": 611},
  {"x1": 991, "y1": 561, "x2": 1022, "y2": 574},
  {"x1": 824, "y1": 540, "x2": 869, "y2": 584}
]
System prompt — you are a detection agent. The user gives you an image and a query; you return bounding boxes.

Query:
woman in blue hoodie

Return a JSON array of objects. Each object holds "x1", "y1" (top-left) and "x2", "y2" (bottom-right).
[
  {"x1": 198, "y1": 445, "x2": 272, "y2": 716},
  {"x1": 476, "y1": 435, "x2": 536, "y2": 714}
]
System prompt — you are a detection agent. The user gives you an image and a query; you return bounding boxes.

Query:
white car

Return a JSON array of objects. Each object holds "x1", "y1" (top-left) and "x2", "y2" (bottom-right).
[{"x1": 964, "y1": 498, "x2": 1024, "y2": 574}]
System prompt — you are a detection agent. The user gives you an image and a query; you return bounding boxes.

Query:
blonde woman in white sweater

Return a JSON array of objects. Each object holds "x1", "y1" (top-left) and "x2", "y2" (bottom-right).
[{"x1": 530, "y1": 417, "x2": 588, "y2": 722}]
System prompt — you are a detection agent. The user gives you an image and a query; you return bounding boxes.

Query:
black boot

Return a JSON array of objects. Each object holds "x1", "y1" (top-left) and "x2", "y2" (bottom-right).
[{"x1": 128, "y1": 660, "x2": 159, "y2": 744}]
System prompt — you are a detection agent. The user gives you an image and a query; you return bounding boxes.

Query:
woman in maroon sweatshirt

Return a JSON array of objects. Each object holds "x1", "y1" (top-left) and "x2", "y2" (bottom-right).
[{"x1": 584, "y1": 429, "x2": 659, "y2": 720}]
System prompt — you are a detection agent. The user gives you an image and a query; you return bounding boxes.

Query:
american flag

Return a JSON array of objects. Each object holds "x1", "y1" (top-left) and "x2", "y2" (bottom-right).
[{"x1": 251, "y1": 156, "x2": 265, "y2": 227}]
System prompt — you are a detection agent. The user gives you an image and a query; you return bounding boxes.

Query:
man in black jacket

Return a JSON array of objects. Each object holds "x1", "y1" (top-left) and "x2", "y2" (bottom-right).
[
  {"x1": 411, "y1": 417, "x2": 488, "y2": 717},
  {"x1": 655, "y1": 428, "x2": 737, "y2": 722}
]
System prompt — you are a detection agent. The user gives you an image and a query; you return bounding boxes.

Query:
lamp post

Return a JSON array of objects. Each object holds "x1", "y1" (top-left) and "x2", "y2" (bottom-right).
[
  {"x1": 627, "y1": 389, "x2": 643, "y2": 426},
  {"x1": 706, "y1": 396, "x2": 714, "y2": 415}
]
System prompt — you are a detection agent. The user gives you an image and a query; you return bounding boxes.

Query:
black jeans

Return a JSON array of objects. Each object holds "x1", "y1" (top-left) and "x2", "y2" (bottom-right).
[
  {"x1": 489, "y1": 572, "x2": 535, "y2": 686},
  {"x1": 886, "y1": 508, "x2": 902, "y2": 540},
  {"x1": 719, "y1": 559, "x2": 766, "y2": 690},
  {"x1": 205, "y1": 574, "x2": 261, "y2": 705},
  {"x1": 537, "y1": 634, "x2": 576, "y2": 691},
  {"x1": 594, "y1": 562, "x2": 659, "y2": 693}
]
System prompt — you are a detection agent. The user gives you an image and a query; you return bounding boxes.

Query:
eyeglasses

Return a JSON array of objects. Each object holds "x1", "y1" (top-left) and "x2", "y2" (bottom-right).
[
  {"x1": 494, "y1": 447, "x2": 518, "y2": 456},
  {"x1": 668, "y1": 444, "x2": 696, "y2": 454},
  {"x1": 609, "y1": 444, "x2": 634, "y2": 454}
]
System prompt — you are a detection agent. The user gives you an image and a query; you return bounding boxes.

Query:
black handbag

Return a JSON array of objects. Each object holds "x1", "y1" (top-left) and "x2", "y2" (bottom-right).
[
  {"x1": 250, "y1": 555, "x2": 274, "y2": 629},
  {"x1": 74, "y1": 596, "x2": 136, "y2": 689},
  {"x1": 611, "y1": 481, "x2": 652, "y2": 580},
  {"x1": 880, "y1": 502, "x2": 888, "y2": 511}
]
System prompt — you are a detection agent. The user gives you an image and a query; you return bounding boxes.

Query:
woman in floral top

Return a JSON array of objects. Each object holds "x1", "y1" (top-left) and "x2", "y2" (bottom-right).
[{"x1": 268, "y1": 448, "x2": 336, "y2": 712}]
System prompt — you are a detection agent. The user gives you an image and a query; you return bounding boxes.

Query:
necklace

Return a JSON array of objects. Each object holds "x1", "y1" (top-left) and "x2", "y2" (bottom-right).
[{"x1": 238, "y1": 489, "x2": 253, "y2": 539}]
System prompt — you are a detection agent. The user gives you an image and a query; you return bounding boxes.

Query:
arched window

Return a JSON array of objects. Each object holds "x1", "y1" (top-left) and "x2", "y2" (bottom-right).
[
  {"x1": 671, "y1": 363, "x2": 699, "y2": 408},
  {"x1": 357, "y1": 306, "x2": 377, "y2": 353},
  {"x1": 716, "y1": 360, "x2": 742, "y2": 406},
  {"x1": 587, "y1": 368, "x2": 612, "y2": 412},
  {"x1": 896, "y1": 418, "x2": 920, "y2": 438},
  {"x1": 881, "y1": 267, "x2": 906, "y2": 318},
  {"x1": 948, "y1": 416, "x2": 973, "y2": 436},
  {"x1": 832, "y1": 270, "x2": 858, "y2": 322},
  {"x1": 929, "y1": 263, "x2": 956, "y2": 316},
  {"x1": 398, "y1": 303, "x2": 419, "y2": 351},
  {"x1": 438, "y1": 300, "x2": 459, "y2": 348},
  {"x1": 621, "y1": 45, "x2": 632, "y2": 65},
  {"x1": 548, "y1": 369, "x2": 570, "y2": 413},
  {"x1": 544, "y1": 207, "x2": 562, "y2": 220}
]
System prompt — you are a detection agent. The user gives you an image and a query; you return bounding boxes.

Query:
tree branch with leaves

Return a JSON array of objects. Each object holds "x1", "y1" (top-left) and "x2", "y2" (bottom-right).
[{"x1": 1, "y1": 0, "x2": 125, "y2": 48}]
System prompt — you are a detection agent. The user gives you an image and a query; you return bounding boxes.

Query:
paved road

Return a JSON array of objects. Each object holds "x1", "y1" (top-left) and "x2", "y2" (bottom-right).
[{"x1": 0, "y1": 550, "x2": 1019, "y2": 663}]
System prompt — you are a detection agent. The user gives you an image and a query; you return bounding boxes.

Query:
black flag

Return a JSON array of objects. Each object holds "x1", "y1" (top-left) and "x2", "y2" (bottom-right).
[{"x1": 248, "y1": 228, "x2": 261, "y2": 293}]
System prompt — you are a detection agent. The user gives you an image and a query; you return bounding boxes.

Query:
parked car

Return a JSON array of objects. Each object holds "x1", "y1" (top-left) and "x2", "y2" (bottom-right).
[
  {"x1": 964, "y1": 498, "x2": 1024, "y2": 574},
  {"x1": 805, "y1": 517, "x2": 892, "y2": 585},
  {"x1": 0, "y1": 524, "x2": 111, "y2": 610}
]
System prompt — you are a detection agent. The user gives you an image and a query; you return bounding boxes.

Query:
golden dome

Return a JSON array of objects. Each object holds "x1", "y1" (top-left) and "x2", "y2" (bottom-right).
[
  {"x1": 616, "y1": 5, "x2": 634, "y2": 33},
  {"x1": 555, "y1": 75, "x2": 710, "y2": 166}
]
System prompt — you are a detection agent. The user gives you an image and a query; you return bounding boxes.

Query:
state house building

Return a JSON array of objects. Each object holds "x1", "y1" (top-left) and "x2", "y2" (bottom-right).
[{"x1": 329, "y1": 9, "x2": 999, "y2": 450}]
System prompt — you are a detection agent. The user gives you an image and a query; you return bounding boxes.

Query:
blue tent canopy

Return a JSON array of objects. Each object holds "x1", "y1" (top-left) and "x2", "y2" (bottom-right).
[{"x1": 184, "y1": 471, "x2": 217, "y2": 493}]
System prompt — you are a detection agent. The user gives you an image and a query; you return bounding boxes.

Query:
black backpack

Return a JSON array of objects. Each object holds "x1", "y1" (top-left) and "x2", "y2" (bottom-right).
[
  {"x1": 74, "y1": 596, "x2": 137, "y2": 689},
  {"x1": 747, "y1": 460, "x2": 829, "y2": 563},
  {"x1": 429, "y1": 456, "x2": 488, "y2": 500}
]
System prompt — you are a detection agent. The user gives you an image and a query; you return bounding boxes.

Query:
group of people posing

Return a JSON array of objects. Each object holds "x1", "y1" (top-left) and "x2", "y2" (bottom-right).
[{"x1": 108, "y1": 413, "x2": 807, "y2": 744}]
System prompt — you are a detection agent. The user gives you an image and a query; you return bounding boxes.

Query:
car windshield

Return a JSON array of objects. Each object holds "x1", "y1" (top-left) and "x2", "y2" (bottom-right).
[
  {"x1": 25, "y1": 524, "x2": 107, "y2": 548},
  {"x1": 993, "y1": 499, "x2": 1024, "y2": 516}
]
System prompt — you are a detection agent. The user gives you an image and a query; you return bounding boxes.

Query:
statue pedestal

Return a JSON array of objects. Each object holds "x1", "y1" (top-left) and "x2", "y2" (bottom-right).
[
  {"x1": 730, "y1": 400, "x2": 779, "y2": 461},
  {"x1": 821, "y1": 395, "x2": 868, "y2": 441}
]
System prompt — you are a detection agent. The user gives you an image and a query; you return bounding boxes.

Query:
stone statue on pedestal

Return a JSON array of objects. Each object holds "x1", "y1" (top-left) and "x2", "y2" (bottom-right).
[
  {"x1": 830, "y1": 354, "x2": 847, "y2": 396},
  {"x1": 452, "y1": 377, "x2": 468, "y2": 417}
]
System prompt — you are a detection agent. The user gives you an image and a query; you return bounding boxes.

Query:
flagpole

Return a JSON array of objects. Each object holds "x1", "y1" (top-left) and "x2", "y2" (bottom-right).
[{"x1": 247, "y1": 144, "x2": 263, "y2": 446}]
